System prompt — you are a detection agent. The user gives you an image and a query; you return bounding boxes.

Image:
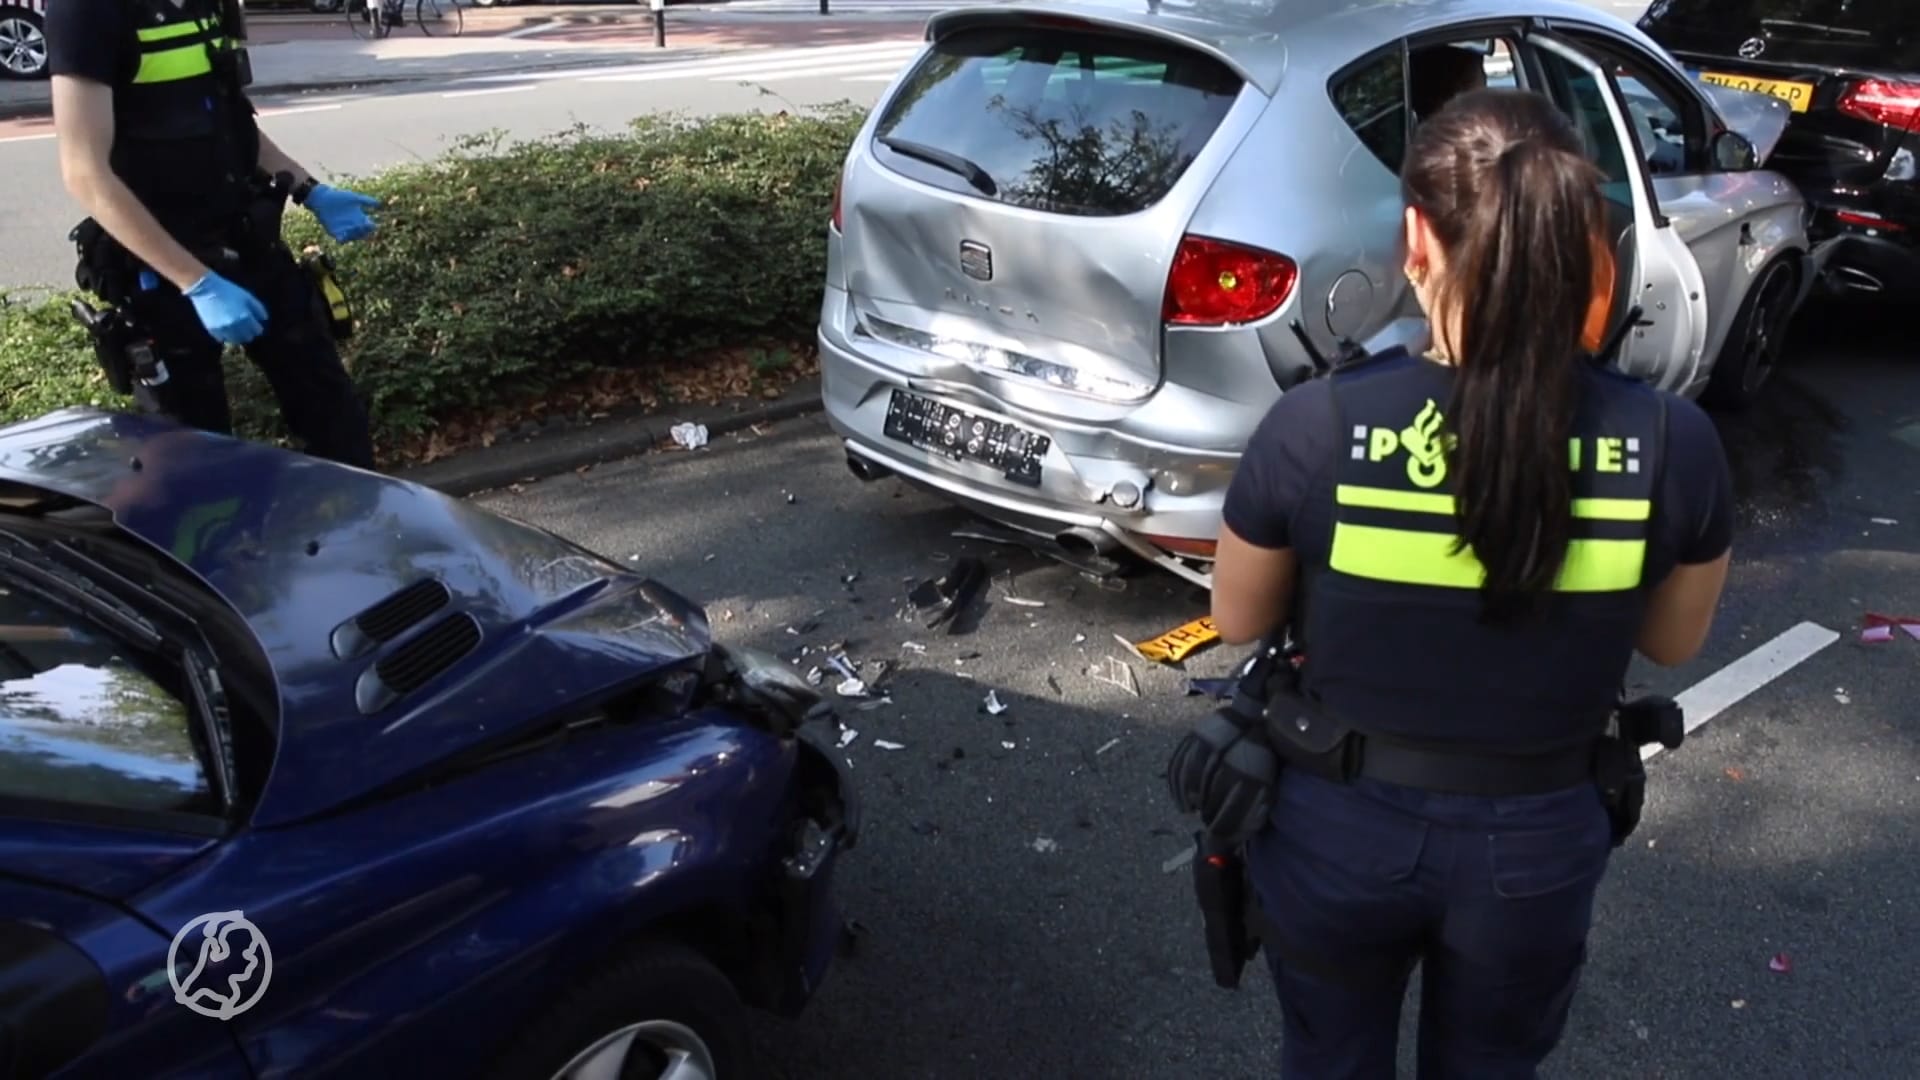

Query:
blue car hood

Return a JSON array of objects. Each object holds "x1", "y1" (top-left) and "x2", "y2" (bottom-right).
[{"x1": 0, "y1": 410, "x2": 711, "y2": 827}]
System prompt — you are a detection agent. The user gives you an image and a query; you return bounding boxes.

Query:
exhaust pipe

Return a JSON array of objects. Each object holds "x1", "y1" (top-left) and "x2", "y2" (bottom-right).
[
  {"x1": 1055, "y1": 526, "x2": 1119, "y2": 557},
  {"x1": 846, "y1": 452, "x2": 892, "y2": 483}
]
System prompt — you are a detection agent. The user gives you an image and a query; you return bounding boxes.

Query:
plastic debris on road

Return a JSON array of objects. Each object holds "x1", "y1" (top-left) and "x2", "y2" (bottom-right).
[
  {"x1": 1185, "y1": 677, "x2": 1237, "y2": 699},
  {"x1": 908, "y1": 557, "x2": 988, "y2": 632},
  {"x1": 837, "y1": 728, "x2": 859, "y2": 749},
  {"x1": 1001, "y1": 740, "x2": 1017, "y2": 750},
  {"x1": 1861, "y1": 612, "x2": 1920, "y2": 643},
  {"x1": 1769, "y1": 952, "x2": 1793, "y2": 973},
  {"x1": 669, "y1": 422, "x2": 709, "y2": 450},
  {"x1": 901, "y1": 641, "x2": 928, "y2": 654},
  {"x1": 836, "y1": 677, "x2": 870, "y2": 698},
  {"x1": 874, "y1": 740, "x2": 906, "y2": 751},
  {"x1": 1031, "y1": 836, "x2": 1059, "y2": 854},
  {"x1": 1095, "y1": 737, "x2": 1121, "y2": 756},
  {"x1": 1133, "y1": 616, "x2": 1221, "y2": 664},
  {"x1": 855, "y1": 697, "x2": 894, "y2": 712},
  {"x1": 1090, "y1": 656, "x2": 1141, "y2": 697},
  {"x1": 1162, "y1": 845, "x2": 1196, "y2": 873},
  {"x1": 805, "y1": 666, "x2": 825, "y2": 687},
  {"x1": 983, "y1": 690, "x2": 1009, "y2": 715}
]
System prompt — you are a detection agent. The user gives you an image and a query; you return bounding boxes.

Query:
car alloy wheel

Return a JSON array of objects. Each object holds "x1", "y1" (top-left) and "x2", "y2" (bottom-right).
[
  {"x1": 0, "y1": 15, "x2": 46, "y2": 79},
  {"x1": 547, "y1": 1019, "x2": 718, "y2": 1080},
  {"x1": 1738, "y1": 261, "x2": 1796, "y2": 398}
]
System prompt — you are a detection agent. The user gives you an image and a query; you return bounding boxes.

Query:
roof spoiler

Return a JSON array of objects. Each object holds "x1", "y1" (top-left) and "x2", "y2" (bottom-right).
[{"x1": 923, "y1": 4, "x2": 1281, "y2": 95}]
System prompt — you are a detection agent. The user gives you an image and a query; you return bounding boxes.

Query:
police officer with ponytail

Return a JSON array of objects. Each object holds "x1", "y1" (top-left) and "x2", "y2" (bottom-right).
[
  {"x1": 1169, "y1": 87, "x2": 1734, "y2": 1075},
  {"x1": 46, "y1": 0, "x2": 380, "y2": 469}
]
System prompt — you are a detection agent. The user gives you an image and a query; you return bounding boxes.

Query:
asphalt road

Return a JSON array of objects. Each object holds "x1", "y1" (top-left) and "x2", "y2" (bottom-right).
[{"x1": 468, "y1": 301, "x2": 1917, "y2": 1078}]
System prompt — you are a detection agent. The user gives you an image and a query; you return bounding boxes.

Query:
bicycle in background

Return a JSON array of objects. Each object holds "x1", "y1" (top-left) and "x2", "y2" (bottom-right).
[{"x1": 347, "y1": 0, "x2": 463, "y2": 39}]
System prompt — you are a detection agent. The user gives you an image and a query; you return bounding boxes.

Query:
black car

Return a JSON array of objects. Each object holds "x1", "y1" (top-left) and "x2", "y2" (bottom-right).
[{"x1": 1640, "y1": 0, "x2": 1919, "y2": 302}]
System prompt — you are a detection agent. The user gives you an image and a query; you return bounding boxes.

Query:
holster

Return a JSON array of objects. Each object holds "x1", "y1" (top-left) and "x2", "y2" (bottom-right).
[
  {"x1": 1192, "y1": 831, "x2": 1258, "y2": 990},
  {"x1": 70, "y1": 218, "x2": 140, "y2": 306},
  {"x1": 1253, "y1": 657, "x2": 1358, "y2": 784},
  {"x1": 68, "y1": 299, "x2": 168, "y2": 397},
  {"x1": 1593, "y1": 735, "x2": 1646, "y2": 847},
  {"x1": 300, "y1": 249, "x2": 355, "y2": 340}
]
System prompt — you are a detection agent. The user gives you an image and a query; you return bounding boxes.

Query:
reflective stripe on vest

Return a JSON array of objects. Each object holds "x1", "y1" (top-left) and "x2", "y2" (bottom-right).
[
  {"x1": 1330, "y1": 484, "x2": 1650, "y2": 593},
  {"x1": 134, "y1": 18, "x2": 226, "y2": 85}
]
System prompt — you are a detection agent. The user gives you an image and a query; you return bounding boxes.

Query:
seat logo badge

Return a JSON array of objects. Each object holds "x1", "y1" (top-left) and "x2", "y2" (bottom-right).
[
  {"x1": 1737, "y1": 37, "x2": 1767, "y2": 60},
  {"x1": 959, "y1": 240, "x2": 993, "y2": 282}
]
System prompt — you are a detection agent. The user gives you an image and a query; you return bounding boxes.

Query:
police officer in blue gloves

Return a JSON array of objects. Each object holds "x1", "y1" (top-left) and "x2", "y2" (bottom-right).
[
  {"x1": 1171, "y1": 87, "x2": 1736, "y2": 1076},
  {"x1": 46, "y1": 0, "x2": 380, "y2": 469}
]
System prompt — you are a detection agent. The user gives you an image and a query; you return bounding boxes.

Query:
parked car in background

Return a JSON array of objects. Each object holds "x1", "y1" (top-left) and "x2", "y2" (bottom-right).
[
  {"x1": 0, "y1": 0, "x2": 46, "y2": 81},
  {"x1": 818, "y1": 0, "x2": 1813, "y2": 590},
  {"x1": 0, "y1": 408, "x2": 857, "y2": 1080},
  {"x1": 1639, "y1": 0, "x2": 1920, "y2": 303}
]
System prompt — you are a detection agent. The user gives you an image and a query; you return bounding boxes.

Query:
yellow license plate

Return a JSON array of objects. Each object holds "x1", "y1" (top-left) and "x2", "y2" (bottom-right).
[{"x1": 1698, "y1": 70, "x2": 1815, "y2": 112}]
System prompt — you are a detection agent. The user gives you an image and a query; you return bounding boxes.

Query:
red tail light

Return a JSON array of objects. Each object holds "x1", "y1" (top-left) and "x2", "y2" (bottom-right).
[
  {"x1": 1163, "y1": 235, "x2": 1297, "y2": 326},
  {"x1": 830, "y1": 172, "x2": 844, "y2": 233},
  {"x1": 1838, "y1": 79, "x2": 1920, "y2": 130}
]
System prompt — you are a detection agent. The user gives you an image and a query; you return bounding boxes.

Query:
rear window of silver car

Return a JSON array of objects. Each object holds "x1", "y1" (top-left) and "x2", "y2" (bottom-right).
[{"x1": 870, "y1": 24, "x2": 1245, "y2": 217}]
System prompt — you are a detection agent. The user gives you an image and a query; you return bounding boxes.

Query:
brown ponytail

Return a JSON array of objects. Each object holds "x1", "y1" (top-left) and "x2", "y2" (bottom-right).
[{"x1": 1399, "y1": 88, "x2": 1610, "y2": 622}]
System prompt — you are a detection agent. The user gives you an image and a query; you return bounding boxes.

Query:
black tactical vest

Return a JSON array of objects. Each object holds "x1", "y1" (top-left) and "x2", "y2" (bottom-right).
[
  {"x1": 110, "y1": 0, "x2": 259, "y2": 235},
  {"x1": 1298, "y1": 351, "x2": 1669, "y2": 751}
]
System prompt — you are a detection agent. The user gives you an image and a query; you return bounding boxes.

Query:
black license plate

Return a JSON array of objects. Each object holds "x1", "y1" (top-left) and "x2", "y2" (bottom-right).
[{"x1": 883, "y1": 390, "x2": 1050, "y2": 488}]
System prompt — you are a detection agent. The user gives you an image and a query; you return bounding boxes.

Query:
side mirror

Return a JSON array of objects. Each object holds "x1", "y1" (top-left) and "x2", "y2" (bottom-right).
[{"x1": 1711, "y1": 129, "x2": 1758, "y2": 172}]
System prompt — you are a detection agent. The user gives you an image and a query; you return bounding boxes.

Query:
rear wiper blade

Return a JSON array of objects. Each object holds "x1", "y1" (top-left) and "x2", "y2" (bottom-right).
[
  {"x1": 877, "y1": 135, "x2": 999, "y2": 196},
  {"x1": 1760, "y1": 18, "x2": 1871, "y2": 39}
]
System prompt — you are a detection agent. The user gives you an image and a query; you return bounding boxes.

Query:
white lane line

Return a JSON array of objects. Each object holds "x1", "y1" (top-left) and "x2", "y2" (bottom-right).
[
  {"x1": 441, "y1": 85, "x2": 539, "y2": 99},
  {"x1": 462, "y1": 40, "x2": 919, "y2": 84},
  {"x1": 711, "y1": 59, "x2": 913, "y2": 82},
  {"x1": 503, "y1": 18, "x2": 565, "y2": 38},
  {"x1": 1644, "y1": 619, "x2": 1839, "y2": 762},
  {"x1": 593, "y1": 45, "x2": 920, "y2": 84},
  {"x1": 843, "y1": 73, "x2": 901, "y2": 82},
  {"x1": 259, "y1": 103, "x2": 344, "y2": 117},
  {"x1": 0, "y1": 131, "x2": 55, "y2": 144}
]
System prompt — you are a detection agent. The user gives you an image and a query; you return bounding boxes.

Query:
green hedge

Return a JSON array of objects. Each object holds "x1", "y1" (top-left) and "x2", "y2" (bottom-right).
[{"x1": 0, "y1": 106, "x2": 863, "y2": 453}]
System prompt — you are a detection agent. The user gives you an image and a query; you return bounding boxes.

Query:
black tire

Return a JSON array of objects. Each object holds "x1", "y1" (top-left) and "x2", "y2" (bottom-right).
[
  {"x1": 485, "y1": 938, "x2": 752, "y2": 1080},
  {"x1": 1700, "y1": 257, "x2": 1798, "y2": 412},
  {"x1": 0, "y1": 8, "x2": 47, "y2": 81}
]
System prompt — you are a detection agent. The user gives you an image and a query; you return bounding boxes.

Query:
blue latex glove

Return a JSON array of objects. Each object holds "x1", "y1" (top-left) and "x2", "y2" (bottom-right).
[
  {"x1": 305, "y1": 184, "x2": 380, "y2": 243},
  {"x1": 183, "y1": 271, "x2": 268, "y2": 345}
]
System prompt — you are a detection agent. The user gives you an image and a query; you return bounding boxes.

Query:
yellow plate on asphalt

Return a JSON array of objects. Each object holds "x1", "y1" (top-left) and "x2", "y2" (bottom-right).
[{"x1": 1698, "y1": 70, "x2": 1815, "y2": 112}]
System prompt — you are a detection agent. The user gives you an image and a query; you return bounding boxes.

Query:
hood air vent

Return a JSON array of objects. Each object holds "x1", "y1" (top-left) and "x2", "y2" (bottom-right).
[
  {"x1": 331, "y1": 578, "x2": 453, "y2": 660},
  {"x1": 355, "y1": 612, "x2": 483, "y2": 714}
]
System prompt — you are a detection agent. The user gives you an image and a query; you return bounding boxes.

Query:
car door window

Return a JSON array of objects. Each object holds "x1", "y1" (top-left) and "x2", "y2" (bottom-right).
[
  {"x1": 1568, "y1": 38, "x2": 1700, "y2": 177},
  {"x1": 1331, "y1": 48, "x2": 1409, "y2": 175},
  {"x1": 1531, "y1": 44, "x2": 1639, "y2": 211},
  {"x1": 0, "y1": 592, "x2": 213, "y2": 816}
]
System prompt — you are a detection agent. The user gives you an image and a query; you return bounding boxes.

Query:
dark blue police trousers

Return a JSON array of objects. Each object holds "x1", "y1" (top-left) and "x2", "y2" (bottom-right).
[{"x1": 1245, "y1": 767, "x2": 1614, "y2": 1078}]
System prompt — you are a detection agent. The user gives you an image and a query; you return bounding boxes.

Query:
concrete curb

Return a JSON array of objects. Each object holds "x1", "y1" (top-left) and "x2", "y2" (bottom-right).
[{"x1": 398, "y1": 378, "x2": 825, "y2": 497}]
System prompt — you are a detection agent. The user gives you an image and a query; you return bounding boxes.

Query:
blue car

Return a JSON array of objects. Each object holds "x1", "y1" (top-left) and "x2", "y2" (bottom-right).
[{"x1": 0, "y1": 408, "x2": 859, "y2": 1079}]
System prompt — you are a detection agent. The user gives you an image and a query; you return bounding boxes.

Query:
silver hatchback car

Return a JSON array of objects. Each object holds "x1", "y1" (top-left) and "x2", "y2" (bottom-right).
[{"x1": 818, "y1": 0, "x2": 1812, "y2": 589}]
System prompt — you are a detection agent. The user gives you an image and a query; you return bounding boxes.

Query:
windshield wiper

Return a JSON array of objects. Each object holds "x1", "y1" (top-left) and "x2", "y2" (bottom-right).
[
  {"x1": 0, "y1": 532, "x2": 235, "y2": 814},
  {"x1": 878, "y1": 135, "x2": 999, "y2": 196},
  {"x1": 1760, "y1": 18, "x2": 1871, "y2": 39}
]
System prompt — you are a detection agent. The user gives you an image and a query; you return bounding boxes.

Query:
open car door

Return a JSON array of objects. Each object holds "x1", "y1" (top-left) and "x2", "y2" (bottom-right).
[{"x1": 1527, "y1": 31, "x2": 1710, "y2": 392}]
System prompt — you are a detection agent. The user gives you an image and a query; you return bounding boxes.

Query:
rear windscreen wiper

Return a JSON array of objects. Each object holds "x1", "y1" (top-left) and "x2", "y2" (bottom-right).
[
  {"x1": 182, "y1": 647, "x2": 237, "y2": 814},
  {"x1": 877, "y1": 135, "x2": 999, "y2": 196},
  {"x1": 0, "y1": 536, "x2": 165, "y2": 652}
]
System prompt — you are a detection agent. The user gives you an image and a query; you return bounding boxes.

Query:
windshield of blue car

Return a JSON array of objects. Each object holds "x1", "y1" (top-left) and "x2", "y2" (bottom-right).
[{"x1": 0, "y1": 582, "x2": 218, "y2": 818}]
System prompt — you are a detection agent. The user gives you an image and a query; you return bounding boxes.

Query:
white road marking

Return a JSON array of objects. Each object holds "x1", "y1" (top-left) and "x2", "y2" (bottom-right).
[
  {"x1": 259, "y1": 103, "x2": 344, "y2": 117},
  {"x1": 502, "y1": 18, "x2": 565, "y2": 38},
  {"x1": 587, "y1": 43, "x2": 920, "y2": 83},
  {"x1": 441, "y1": 85, "x2": 539, "y2": 99},
  {"x1": 712, "y1": 58, "x2": 912, "y2": 82},
  {"x1": 1644, "y1": 619, "x2": 1840, "y2": 762},
  {"x1": 0, "y1": 131, "x2": 55, "y2": 144},
  {"x1": 457, "y1": 39, "x2": 919, "y2": 84},
  {"x1": 843, "y1": 73, "x2": 900, "y2": 82}
]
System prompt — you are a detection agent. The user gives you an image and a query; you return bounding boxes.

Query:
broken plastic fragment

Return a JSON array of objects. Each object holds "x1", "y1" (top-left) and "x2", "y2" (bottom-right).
[
  {"x1": 1870, "y1": 517, "x2": 1898, "y2": 525},
  {"x1": 1031, "y1": 836, "x2": 1058, "y2": 854},
  {"x1": 1000, "y1": 740, "x2": 1016, "y2": 750},
  {"x1": 836, "y1": 677, "x2": 870, "y2": 698},
  {"x1": 1134, "y1": 615, "x2": 1221, "y2": 665},
  {"x1": 1090, "y1": 656, "x2": 1141, "y2": 697},
  {"x1": 908, "y1": 557, "x2": 988, "y2": 632},
  {"x1": 855, "y1": 697, "x2": 894, "y2": 712},
  {"x1": 1769, "y1": 952, "x2": 1792, "y2": 974},
  {"x1": 1162, "y1": 845, "x2": 1196, "y2": 873},
  {"x1": 1862, "y1": 625, "x2": 1896, "y2": 643},
  {"x1": 901, "y1": 641, "x2": 928, "y2": 654},
  {"x1": 837, "y1": 728, "x2": 859, "y2": 749},
  {"x1": 1003, "y1": 595, "x2": 1046, "y2": 608},
  {"x1": 983, "y1": 690, "x2": 1008, "y2": 715},
  {"x1": 1185, "y1": 677, "x2": 1237, "y2": 699},
  {"x1": 827, "y1": 652, "x2": 861, "y2": 682},
  {"x1": 669, "y1": 422, "x2": 709, "y2": 449},
  {"x1": 874, "y1": 739, "x2": 906, "y2": 751},
  {"x1": 1073, "y1": 633, "x2": 1087, "y2": 645},
  {"x1": 805, "y1": 666, "x2": 825, "y2": 687},
  {"x1": 1095, "y1": 737, "x2": 1121, "y2": 756}
]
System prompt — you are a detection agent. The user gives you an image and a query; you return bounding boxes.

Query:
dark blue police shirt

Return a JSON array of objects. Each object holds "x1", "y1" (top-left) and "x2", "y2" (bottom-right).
[{"x1": 1223, "y1": 347, "x2": 1735, "y2": 735}]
